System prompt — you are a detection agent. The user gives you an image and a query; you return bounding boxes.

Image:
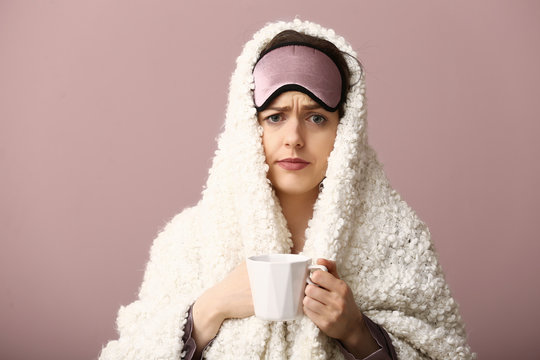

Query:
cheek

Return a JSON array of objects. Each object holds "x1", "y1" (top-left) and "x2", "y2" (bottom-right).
[
  {"x1": 318, "y1": 132, "x2": 338, "y2": 160},
  {"x1": 260, "y1": 132, "x2": 272, "y2": 162}
]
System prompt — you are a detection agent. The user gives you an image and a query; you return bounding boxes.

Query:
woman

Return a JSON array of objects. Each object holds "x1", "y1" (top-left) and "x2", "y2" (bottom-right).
[{"x1": 100, "y1": 19, "x2": 474, "y2": 360}]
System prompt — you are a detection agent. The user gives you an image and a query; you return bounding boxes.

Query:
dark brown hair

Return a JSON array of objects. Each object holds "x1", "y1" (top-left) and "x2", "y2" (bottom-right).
[{"x1": 258, "y1": 30, "x2": 357, "y2": 117}]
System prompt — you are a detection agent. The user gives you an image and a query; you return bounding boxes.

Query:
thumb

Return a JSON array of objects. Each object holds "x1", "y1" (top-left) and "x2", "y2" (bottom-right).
[{"x1": 316, "y1": 258, "x2": 340, "y2": 279}]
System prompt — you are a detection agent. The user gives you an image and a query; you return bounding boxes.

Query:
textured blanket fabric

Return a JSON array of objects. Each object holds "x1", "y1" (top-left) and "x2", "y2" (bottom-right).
[{"x1": 99, "y1": 19, "x2": 475, "y2": 360}]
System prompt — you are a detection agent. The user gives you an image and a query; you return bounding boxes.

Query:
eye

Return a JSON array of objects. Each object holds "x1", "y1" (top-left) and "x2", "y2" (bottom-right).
[
  {"x1": 309, "y1": 114, "x2": 327, "y2": 125},
  {"x1": 265, "y1": 114, "x2": 282, "y2": 123}
]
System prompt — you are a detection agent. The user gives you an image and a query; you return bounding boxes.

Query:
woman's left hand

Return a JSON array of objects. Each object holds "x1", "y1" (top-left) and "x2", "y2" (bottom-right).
[
  {"x1": 303, "y1": 258, "x2": 379, "y2": 358},
  {"x1": 303, "y1": 258, "x2": 362, "y2": 340}
]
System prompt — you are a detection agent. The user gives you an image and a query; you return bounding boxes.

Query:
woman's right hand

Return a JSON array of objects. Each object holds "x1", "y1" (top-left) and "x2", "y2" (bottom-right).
[
  {"x1": 191, "y1": 261, "x2": 254, "y2": 355},
  {"x1": 209, "y1": 261, "x2": 255, "y2": 320}
]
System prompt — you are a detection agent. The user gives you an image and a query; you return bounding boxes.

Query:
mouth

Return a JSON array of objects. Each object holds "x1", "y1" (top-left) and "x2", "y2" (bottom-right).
[{"x1": 276, "y1": 157, "x2": 310, "y2": 170}]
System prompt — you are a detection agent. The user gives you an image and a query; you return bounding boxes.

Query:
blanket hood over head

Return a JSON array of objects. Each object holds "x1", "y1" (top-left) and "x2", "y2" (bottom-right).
[{"x1": 100, "y1": 19, "x2": 475, "y2": 360}]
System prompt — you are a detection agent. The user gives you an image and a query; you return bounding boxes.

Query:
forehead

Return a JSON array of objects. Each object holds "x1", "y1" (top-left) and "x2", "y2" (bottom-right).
[{"x1": 268, "y1": 91, "x2": 319, "y2": 107}]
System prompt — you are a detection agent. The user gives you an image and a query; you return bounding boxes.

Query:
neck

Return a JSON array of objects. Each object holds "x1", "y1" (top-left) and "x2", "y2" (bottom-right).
[{"x1": 276, "y1": 187, "x2": 319, "y2": 254}]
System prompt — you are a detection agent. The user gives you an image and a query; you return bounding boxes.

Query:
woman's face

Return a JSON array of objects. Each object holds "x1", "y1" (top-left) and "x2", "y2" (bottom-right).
[{"x1": 257, "y1": 91, "x2": 339, "y2": 197}]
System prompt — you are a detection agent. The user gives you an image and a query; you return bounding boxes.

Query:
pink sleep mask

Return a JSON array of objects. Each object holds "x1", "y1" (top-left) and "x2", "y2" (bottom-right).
[{"x1": 253, "y1": 43, "x2": 343, "y2": 112}]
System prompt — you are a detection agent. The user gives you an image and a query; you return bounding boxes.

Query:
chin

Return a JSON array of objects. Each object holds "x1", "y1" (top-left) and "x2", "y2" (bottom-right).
[{"x1": 271, "y1": 181, "x2": 320, "y2": 197}]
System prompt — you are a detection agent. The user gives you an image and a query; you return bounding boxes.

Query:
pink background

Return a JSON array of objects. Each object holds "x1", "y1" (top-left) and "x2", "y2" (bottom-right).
[{"x1": 1, "y1": 1, "x2": 539, "y2": 359}]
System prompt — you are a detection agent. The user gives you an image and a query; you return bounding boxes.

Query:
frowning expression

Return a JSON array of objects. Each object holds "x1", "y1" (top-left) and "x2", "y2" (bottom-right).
[{"x1": 257, "y1": 91, "x2": 339, "y2": 197}]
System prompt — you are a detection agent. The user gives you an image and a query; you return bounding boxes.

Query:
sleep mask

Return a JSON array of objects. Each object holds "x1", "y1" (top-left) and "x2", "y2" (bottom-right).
[{"x1": 253, "y1": 43, "x2": 344, "y2": 112}]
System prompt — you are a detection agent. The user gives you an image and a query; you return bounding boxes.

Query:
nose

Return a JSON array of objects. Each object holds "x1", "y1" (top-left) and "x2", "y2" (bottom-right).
[{"x1": 283, "y1": 117, "x2": 304, "y2": 149}]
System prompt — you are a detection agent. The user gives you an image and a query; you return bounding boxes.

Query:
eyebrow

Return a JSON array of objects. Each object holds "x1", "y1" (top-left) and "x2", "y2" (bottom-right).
[{"x1": 265, "y1": 103, "x2": 322, "y2": 112}]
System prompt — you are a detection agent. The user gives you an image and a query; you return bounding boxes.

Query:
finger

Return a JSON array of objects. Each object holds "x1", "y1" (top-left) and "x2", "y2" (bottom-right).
[
  {"x1": 303, "y1": 305, "x2": 332, "y2": 334},
  {"x1": 303, "y1": 304, "x2": 324, "y2": 322},
  {"x1": 305, "y1": 284, "x2": 332, "y2": 305},
  {"x1": 303, "y1": 294, "x2": 326, "y2": 315},
  {"x1": 316, "y1": 258, "x2": 340, "y2": 279},
  {"x1": 309, "y1": 268, "x2": 344, "y2": 293}
]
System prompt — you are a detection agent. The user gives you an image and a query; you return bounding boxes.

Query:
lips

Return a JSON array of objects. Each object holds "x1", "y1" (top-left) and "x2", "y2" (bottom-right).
[{"x1": 276, "y1": 158, "x2": 310, "y2": 170}]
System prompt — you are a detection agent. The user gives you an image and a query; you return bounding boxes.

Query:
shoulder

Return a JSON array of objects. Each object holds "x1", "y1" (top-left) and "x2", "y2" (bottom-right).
[{"x1": 148, "y1": 205, "x2": 205, "y2": 260}]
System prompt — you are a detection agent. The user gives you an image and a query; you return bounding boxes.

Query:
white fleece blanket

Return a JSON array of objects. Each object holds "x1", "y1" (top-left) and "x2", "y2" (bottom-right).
[{"x1": 100, "y1": 19, "x2": 475, "y2": 360}]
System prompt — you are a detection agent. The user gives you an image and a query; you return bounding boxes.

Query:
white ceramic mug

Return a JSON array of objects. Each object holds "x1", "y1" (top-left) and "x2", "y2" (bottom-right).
[{"x1": 246, "y1": 254, "x2": 328, "y2": 321}]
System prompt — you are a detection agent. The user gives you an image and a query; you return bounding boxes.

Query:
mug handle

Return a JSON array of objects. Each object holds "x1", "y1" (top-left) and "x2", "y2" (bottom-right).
[{"x1": 306, "y1": 264, "x2": 328, "y2": 285}]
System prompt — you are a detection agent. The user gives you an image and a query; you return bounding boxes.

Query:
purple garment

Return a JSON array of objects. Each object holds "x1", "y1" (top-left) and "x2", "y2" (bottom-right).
[
  {"x1": 335, "y1": 315, "x2": 397, "y2": 360},
  {"x1": 180, "y1": 305, "x2": 396, "y2": 360},
  {"x1": 180, "y1": 305, "x2": 215, "y2": 360}
]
